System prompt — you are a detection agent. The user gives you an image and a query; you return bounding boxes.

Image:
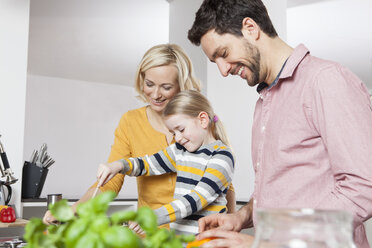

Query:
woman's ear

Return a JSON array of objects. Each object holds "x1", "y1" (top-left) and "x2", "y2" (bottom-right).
[{"x1": 198, "y1": 111, "x2": 210, "y2": 129}]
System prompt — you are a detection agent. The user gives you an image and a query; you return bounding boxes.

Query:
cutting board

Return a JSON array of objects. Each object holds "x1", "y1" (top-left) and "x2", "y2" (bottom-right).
[{"x1": 0, "y1": 218, "x2": 28, "y2": 228}]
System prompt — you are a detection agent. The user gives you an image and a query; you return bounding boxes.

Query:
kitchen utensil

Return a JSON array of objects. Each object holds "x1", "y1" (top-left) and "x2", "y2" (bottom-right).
[
  {"x1": 0, "y1": 183, "x2": 11, "y2": 205},
  {"x1": 0, "y1": 135, "x2": 18, "y2": 186},
  {"x1": 29, "y1": 150, "x2": 37, "y2": 164},
  {"x1": 38, "y1": 144, "x2": 47, "y2": 164},
  {"x1": 31, "y1": 150, "x2": 38, "y2": 164},
  {"x1": 91, "y1": 186, "x2": 99, "y2": 199},
  {"x1": 21, "y1": 161, "x2": 49, "y2": 198},
  {"x1": 30, "y1": 143, "x2": 55, "y2": 168},
  {"x1": 47, "y1": 193, "x2": 62, "y2": 209},
  {"x1": 1, "y1": 238, "x2": 24, "y2": 248},
  {"x1": 44, "y1": 158, "x2": 55, "y2": 168},
  {"x1": 22, "y1": 144, "x2": 55, "y2": 199}
]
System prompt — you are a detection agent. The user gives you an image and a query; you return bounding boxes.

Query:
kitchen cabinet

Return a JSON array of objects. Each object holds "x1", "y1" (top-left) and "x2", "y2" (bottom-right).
[
  {"x1": 0, "y1": 199, "x2": 137, "y2": 238},
  {"x1": 21, "y1": 198, "x2": 138, "y2": 220}
]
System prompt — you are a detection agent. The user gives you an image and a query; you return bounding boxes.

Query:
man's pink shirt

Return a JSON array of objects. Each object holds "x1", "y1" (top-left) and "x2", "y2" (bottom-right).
[{"x1": 251, "y1": 44, "x2": 372, "y2": 247}]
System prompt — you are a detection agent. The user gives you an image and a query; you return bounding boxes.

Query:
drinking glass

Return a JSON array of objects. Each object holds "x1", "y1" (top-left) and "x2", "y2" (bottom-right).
[{"x1": 251, "y1": 208, "x2": 356, "y2": 248}]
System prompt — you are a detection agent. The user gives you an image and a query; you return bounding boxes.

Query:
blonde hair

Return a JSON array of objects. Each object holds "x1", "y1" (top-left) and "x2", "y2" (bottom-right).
[
  {"x1": 164, "y1": 90, "x2": 231, "y2": 148},
  {"x1": 135, "y1": 44, "x2": 201, "y2": 102}
]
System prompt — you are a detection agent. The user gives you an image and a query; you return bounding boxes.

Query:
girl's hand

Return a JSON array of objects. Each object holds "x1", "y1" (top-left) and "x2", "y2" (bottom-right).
[
  {"x1": 128, "y1": 221, "x2": 145, "y2": 235},
  {"x1": 96, "y1": 161, "x2": 124, "y2": 187}
]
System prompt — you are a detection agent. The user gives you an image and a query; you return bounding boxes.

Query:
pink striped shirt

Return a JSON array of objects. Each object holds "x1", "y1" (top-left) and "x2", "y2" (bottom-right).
[{"x1": 251, "y1": 44, "x2": 372, "y2": 248}]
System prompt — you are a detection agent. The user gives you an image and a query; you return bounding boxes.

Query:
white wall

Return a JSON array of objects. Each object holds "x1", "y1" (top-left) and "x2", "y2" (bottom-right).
[
  {"x1": 28, "y1": 0, "x2": 170, "y2": 86},
  {"x1": 24, "y1": 75, "x2": 143, "y2": 199},
  {"x1": 263, "y1": 0, "x2": 287, "y2": 40},
  {"x1": 169, "y1": 0, "x2": 207, "y2": 92},
  {"x1": 0, "y1": 0, "x2": 30, "y2": 216},
  {"x1": 287, "y1": 0, "x2": 372, "y2": 90}
]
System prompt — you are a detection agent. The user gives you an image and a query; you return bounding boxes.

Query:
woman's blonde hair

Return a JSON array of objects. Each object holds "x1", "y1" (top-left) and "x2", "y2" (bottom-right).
[
  {"x1": 135, "y1": 44, "x2": 201, "y2": 102},
  {"x1": 164, "y1": 90, "x2": 231, "y2": 148}
]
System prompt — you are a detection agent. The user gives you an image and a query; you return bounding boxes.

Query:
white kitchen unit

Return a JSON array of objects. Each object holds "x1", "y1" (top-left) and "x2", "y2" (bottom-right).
[
  {"x1": 0, "y1": 198, "x2": 137, "y2": 237},
  {"x1": 21, "y1": 198, "x2": 138, "y2": 220}
]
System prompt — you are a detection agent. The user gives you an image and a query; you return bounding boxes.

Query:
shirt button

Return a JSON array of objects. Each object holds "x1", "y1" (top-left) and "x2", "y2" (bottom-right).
[
  {"x1": 256, "y1": 162, "x2": 260, "y2": 168},
  {"x1": 261, "y1": 126, "x2": 265, "y2": 132},
  {"x1": 253, "y1": 199, "x2": 257, "y2": 205}
]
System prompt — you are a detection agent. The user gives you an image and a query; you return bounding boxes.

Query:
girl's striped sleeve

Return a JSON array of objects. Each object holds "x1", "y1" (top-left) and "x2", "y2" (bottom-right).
[
  {"x1": 154, "y1": 147, "x2": 234, "y2": 225},
  {"x1": 119, "y1": 144, "x2": 177, "y2": 176}
]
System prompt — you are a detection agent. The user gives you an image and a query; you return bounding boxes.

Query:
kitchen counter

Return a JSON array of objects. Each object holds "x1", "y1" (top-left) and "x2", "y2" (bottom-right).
[
  {"x1": 21, "y1": 198, "x2": 138, "y2": 221},
  {"x1": 0, "y1": 219, "x2": 28, "y2": 228},
  {"x1": 21, "y1": 197, "x2": 137, "y2": 203}
]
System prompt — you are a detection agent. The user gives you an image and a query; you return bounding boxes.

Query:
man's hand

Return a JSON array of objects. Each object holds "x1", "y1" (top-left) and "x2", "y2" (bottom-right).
[
  {"x1": 197, "y1": 229, "x2": 254, "y2": 248},
  {"x1": 199, "y1": 200, "x2": 253, "y2": 232},
  {"x1": 196, "y1": 200, "x2": 255, "y2": 247},
  {"x1": 198, "y1": 213, "x2": 243, "y2": 233}
]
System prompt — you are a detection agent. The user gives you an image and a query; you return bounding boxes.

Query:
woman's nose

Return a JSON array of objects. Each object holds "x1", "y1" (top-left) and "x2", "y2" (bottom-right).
[
  {"x1": 151, "y1": 87, "x2": 161, "y2": 99},
  {"x1": 216, "y1": 58, "x2": 231, "y2": 77}
]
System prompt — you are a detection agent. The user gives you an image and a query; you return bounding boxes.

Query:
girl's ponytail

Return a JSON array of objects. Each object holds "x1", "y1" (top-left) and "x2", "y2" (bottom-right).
[
  {"x1": 211, "y1": 115, "x2": 231, "y2": 148},
  {"x1": 164, "y1": 90, "x2": 231, "y2": 148}
]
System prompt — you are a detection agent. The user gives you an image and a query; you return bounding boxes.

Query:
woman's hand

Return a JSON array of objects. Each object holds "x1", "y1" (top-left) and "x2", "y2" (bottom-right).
[
  {"x1": 42, "y1": 187, "x2": 99, "y2": 225},
  {"x1": 42, "y1": 210, "x2": 58, "y2": 225},
  {"x1": 96, "y1": 161, "x2": 124, "y2": 187}
]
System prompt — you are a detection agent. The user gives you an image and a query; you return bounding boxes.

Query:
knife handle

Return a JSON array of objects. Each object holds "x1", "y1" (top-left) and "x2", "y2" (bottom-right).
[{"x1": 1, "y1": 152, "x2": 10, "y2": 169}]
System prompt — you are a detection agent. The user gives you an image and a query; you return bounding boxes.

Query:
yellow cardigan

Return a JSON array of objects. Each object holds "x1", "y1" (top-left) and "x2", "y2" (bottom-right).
[{"x1": 91, "y1": 106, "x2": 176, "y2": 210}]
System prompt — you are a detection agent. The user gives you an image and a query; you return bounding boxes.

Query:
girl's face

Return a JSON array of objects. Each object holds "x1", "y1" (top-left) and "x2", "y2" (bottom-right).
[
  {"x1": 164, "y1": 113, "x2": 211, "y2": 152},
  {"x1": 143, "y1": 65, "x2": 180, "y2": 113}
]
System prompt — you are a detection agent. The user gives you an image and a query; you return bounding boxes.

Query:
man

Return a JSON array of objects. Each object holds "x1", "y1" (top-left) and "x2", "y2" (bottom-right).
[{"x1": 187, "y1": 0, "x2": 372, "y2": 247}]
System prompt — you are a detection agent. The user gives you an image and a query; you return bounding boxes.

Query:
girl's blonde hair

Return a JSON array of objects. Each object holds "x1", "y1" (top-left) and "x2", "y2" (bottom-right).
[
  {"x1": 135, "y1": 44, "x2": 201, "y2": 102},
  {"x1": 164, "y1": 90, "x2": 231, "y2": 148}
]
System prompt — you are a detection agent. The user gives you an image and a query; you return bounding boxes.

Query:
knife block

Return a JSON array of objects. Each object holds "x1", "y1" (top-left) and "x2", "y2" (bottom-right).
[{"x1": 21, "y1": 161, "x2": 49, "y2": 198}]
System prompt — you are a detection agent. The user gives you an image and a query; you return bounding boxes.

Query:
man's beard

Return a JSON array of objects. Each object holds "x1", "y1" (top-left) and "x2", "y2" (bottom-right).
[{"x1": 243, "y1": 40, "x2": 261, "y2": 87}]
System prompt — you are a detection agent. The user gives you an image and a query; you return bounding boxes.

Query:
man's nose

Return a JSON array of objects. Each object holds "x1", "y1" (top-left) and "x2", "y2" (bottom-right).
[{"x1": 216, "y1": 59, "x2": 231, "y2": 77}]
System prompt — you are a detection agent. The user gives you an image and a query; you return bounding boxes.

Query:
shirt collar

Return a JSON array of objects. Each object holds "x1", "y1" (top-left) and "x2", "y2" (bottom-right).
[
  {"x1": 256, "y1": 58, "x2": 287, "y2": 93},
  {"x1": 256, "y1": 44, "x2": 310, "y2": 93},
  {"x1": 267, "y1": 58, "x2": 288, "y2": 90},
  {"x1": 279, "y1": 44, "x2": 310, "y2": 79}
]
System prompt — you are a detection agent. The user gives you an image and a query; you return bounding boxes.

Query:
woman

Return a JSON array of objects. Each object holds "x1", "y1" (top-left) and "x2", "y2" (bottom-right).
[{"x1": 43, "y1": 43, "x2": 235, "y2": 226}]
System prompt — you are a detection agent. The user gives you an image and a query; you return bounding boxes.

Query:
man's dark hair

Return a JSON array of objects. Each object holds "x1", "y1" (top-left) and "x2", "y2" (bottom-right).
[{"x1": 188, "y1": 0, "x2": 278, "y2": 46}]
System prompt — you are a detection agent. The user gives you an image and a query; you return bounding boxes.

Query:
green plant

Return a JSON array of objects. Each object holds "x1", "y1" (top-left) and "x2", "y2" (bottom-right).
[{"x1": 24, "y1": 191, "x2": 195, "y2": 248}]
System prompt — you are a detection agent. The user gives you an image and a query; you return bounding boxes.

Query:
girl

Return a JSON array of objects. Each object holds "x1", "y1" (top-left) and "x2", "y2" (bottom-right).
[{"x1": 96, "y1": 90, "x2": 234, "y2": 235}]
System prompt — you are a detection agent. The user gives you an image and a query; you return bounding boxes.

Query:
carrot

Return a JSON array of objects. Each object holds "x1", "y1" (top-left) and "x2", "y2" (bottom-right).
[{"x1": 186, "y1": 237, "x2": 215, "y2": 248}]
